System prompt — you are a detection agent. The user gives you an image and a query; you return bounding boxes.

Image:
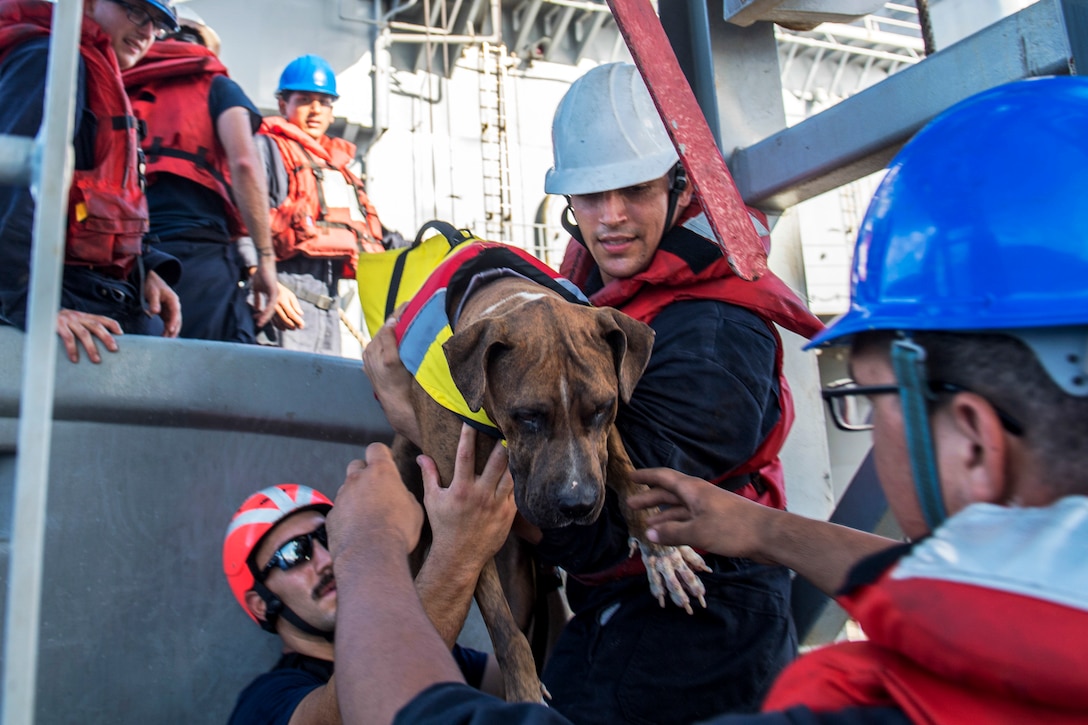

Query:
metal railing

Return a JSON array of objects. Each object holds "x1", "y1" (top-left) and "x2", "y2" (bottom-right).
[{"x1": 1, "y1": 0, "x2": 84, "y2": 722}]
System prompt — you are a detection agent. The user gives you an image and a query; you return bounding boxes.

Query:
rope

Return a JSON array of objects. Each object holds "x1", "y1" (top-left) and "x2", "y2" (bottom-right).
[{"x1": 915, "y1": 0, "x2": 937, "y2": 56}]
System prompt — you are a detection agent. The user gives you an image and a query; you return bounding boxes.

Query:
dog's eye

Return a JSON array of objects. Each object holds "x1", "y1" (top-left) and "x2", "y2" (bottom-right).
[
  {"x1": 587, "y1": 401, "x2": 615, "y2": 427},
  {"x1": 513, "y1": 411, "x2": 545, "y2": 433}
]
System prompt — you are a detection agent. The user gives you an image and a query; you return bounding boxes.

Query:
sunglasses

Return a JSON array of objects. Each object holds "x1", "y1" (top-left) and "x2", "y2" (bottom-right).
[{"x1": 258, "y1": 524, "x2": 328, "y2": 580}]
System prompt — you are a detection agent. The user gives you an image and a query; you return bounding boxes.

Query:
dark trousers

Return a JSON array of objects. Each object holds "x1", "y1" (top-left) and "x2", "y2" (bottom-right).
[
  {"x1": 542, "y1": 559, "x2": 797, "y2": 725},
  {"x1": 154, "y1": 239, "x2": 255, "y2": 344},
  {"x1": 59, "y1": 266, "x2": 164, "y2": 336}
]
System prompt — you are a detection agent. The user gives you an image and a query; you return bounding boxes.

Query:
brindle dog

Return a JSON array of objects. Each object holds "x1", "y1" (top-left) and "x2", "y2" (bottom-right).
[{"x1": 396, "y1": 273, "x2": 709, "y2": 702}]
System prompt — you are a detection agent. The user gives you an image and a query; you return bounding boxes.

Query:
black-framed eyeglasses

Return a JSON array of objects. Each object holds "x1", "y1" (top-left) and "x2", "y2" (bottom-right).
[
  {"x1": 258, "y1": 524, "x2": 328, "y2": 580},
  {"x1": 105, "y1": 0, "x2": 175, "y2": 39},
  {"x1": 821, "y1": 379, "x2": 1024, "y2": 436}
]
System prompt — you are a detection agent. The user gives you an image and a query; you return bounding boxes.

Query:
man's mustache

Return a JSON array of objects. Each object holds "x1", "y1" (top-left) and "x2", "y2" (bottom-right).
[{"x1": 312, "y1": 571, "x2": 335, "y2": 600}]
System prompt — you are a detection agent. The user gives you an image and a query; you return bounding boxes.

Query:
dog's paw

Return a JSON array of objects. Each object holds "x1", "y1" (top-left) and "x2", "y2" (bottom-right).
[{"x1": 629, "y1": 537, "x2": 710, "y2": 614}]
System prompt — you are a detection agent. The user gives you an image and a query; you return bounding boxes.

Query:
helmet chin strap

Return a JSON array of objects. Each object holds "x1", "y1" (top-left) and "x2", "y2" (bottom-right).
[
  {"x1": 252, "y1": 579, "x2": 335, "y2": 643},
  {"x1": 891, "y1": 335, "x2": 947, "y2": 533},
  {"x1": 561, "y1": 199, "x2": 585, "y2": 246},
  {"x1": 664, "y1": 163, "x2": 688, "y2": 243},
  {"x1": 562, "y1": 163, "x2": 689, "y2": 251}
]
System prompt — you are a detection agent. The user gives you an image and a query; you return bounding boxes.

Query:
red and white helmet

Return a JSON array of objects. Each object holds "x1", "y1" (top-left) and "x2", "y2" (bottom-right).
[{"x1": 223, "y1": 484, "x2": 333, "y2": 623}]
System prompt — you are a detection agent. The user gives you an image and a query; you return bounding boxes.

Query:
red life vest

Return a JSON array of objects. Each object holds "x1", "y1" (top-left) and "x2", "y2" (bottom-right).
[
  {"x1": 259, "y1": 116, "x2": 384, "y2": 276},
  {"x1": 560, "y1": 203, "x2": 824, "y2": 510},
  {"x1": 763, "y1": 499, "x2": 1088, "y2": 723},
  {"x1": 0, "y1": 0, "x2": 148, "y2": 278},
  {"x1": 123, "y1": 40, "x2": 245, "y2": 238}
]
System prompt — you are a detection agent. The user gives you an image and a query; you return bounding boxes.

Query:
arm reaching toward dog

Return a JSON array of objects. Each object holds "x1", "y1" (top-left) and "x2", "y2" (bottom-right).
[
  {"x1": 628, "y1": 468, "x2": 899, "y2": 597},
  {"x1": 326, "y1": 427, "x2": 517, "y2": 722},
  {"x1": 416, "y1": 424, "x2": 517, "y2": 648},
  {"x1": 326, "y1": 443, "x2": 464, "y2": 725},
  {"x1": 328, "y1": 444, "x2": 424, "y2": 558}
]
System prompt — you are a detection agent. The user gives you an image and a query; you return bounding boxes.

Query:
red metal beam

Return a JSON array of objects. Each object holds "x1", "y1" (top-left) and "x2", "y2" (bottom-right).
[{"x1": 606, "y1": 0, "x2": 767, "y2": 280}]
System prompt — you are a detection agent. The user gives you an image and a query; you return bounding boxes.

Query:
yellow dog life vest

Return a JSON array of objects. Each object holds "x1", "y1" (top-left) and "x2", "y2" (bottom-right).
[
  {"x1": 392, "y1": 237, "x2": 591, "y2": 438},
  {"x1": 356, "y1": 220, "x2": 479, "y2": 338}
]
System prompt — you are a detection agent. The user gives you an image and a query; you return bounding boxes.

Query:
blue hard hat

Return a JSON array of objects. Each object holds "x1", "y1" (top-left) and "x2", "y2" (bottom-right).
[
  {"x1": 142, "y1": 0, "x2": 179, "y2": 32},
  {"x1": 276, "y1": 55, "x2": 339, "y2": 100},
  {"x1": 809, "y1": 76, "x2": 1088, "y2": 349}
]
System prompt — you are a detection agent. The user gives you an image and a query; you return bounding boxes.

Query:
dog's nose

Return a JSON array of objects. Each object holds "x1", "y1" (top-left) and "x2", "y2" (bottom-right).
[{"x1": 556, "y1": 481, "x2": 599, "y2": 521}]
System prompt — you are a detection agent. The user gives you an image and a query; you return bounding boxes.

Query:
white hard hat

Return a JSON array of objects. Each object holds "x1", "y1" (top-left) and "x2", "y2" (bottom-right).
[
  {"x1": 174, "y1": 4, "x2": 221, "y2": 56},
  {"x1": 544, "y1": 63, "x2": 679, "y2": 196}
]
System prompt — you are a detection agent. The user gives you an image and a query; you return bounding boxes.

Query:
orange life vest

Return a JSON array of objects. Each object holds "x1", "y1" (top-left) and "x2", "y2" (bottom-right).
[
  {"x1": 123, "y1": 40, "x2": 245, "y2": 238},
  {"x1": 259, "y1": 116, "x2": 384, "y2": 276},
  {"x1": 0, "y1": 0, "x2": 148, "y2": 278}
]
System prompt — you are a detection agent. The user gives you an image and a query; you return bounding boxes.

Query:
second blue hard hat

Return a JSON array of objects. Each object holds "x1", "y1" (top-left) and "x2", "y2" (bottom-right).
[
  {"x1": 810, "y1": 76, "x2": 1088, "y2": 349},
  {"x1": 276, "y1": 54, "x2": 339, "y2": 100}
]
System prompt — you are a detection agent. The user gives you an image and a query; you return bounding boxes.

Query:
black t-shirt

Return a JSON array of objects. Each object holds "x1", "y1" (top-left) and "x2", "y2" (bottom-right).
[
  {"x1": 146, "y1": 74, "x2": 260, "y2": 241},
  {"x1": 228, "y1": 645, "x2": 489, "y2": 725}
]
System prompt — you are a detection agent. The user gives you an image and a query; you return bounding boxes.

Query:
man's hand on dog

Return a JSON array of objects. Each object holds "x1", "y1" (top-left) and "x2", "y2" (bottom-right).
[
  {"x1": 329, "y1": 442, "x2": 424, "y2": 560},
  {"x1": 421, "y1": 424, "x2": 517, "y2": 571},
  {"x1": 628, "y1": 467, "x2": 770, "y2": 560},
  {"x1": 328, "y1": 426, "x2": 515, "y2": 569},
  {"x1": 362, "y1": 311, "x2": 423, "y2": 446}
]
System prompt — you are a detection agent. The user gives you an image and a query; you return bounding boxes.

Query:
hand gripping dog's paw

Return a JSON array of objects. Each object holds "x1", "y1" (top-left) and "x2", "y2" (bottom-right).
[{"x1": 629, "y1": 537, "x2": 710, "y2": 614}]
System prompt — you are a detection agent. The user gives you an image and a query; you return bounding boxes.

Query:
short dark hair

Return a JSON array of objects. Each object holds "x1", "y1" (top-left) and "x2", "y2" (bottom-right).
[
  {"x1": 168, "y1": 27, "x2": 205, "y2": 47},
  {"x1": 854, "y1": 330, "x2": 1088, "y2": 496}
]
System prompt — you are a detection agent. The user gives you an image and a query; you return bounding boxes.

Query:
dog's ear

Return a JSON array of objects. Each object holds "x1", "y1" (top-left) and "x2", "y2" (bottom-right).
[
  {"x1": 443, "y1": 318, "x2": 509, "y2": 411},
  {"x1": 598, "y1": 309, "x2": 655, "y2": 403}
]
